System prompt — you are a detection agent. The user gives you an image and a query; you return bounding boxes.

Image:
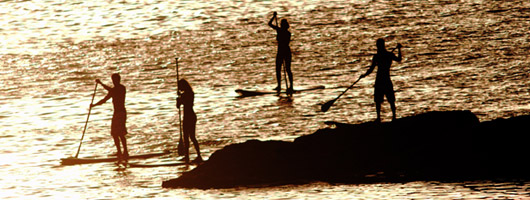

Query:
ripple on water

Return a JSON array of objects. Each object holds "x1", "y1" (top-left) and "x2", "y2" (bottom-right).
[{"x1": 1, "y1": 0, "x2": 530, "y2": 199}]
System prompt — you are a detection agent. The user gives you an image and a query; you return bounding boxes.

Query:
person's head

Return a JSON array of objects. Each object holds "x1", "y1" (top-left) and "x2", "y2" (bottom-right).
[
  {"x1": 376, "y1": 38, "x2": 385, "y2": 51},
  {"x1": 111, "y1": 73, "x2": 121, "y2": 85},
  {"x1": 280, "y1": 19, "x2": 289, "y2": 30},
  {"x1": 178, "y1": 79, "x2": 193, "y2": 93}
]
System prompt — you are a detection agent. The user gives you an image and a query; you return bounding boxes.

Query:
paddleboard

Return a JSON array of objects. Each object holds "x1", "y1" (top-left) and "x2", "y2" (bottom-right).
[
  {"x1": 235, "y1": 85, "x2": 325, "y2": 97},
  {"x1": 324, "y1": 121, "x2": 352, "y2": 129},
  {"x1": 324, "y1": 121, "x2": 382, "y2": 129},
  {"x1": 128, "y1": 162, "x2": 195, "y2": 168},
  {"x1": 60, "y1": 151, "x2": 171, "y2": 165}
]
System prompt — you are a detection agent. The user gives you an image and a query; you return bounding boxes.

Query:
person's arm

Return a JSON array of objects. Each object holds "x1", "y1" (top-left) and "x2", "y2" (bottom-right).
[
  {"x1": 92, "y1": 92, "x2": 111, "y2": 107},
  {"x1": 176, "y1": 95, "x2": 182, "y2": 108},
  {"x1": 96, "y1": 79, "x2": 112, "y2": 91},
  {"x1": 361, "y1": 55, "x2": 377, "y2": 78},
  {"x1": 268, "y1": 12, "x2": 278, "y2": 30},
  {"x1": 393, "y1": 43, "x2": 402, "y2": 62},
  {"x1": 90, "y1": 79, "x2": 111, "y2": 108}
]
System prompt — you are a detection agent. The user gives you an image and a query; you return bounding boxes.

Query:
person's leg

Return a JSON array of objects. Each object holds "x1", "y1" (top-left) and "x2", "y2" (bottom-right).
[
  {"x1": 387, "y1": 87, "x2": 397, "y2": 121},
  {"x1": 183, "y1": 125, "x2": 190, "y2": 163},
  {"x1": 189, "y1": 122, "x2": 202, "y2": 162},
  {"x1": 285, "y1": 53, "x2": 293, "y2": 94},
  {"x1": 390, "y1": 101, "x2": 396, "y2": 121},
  {"x1": 375, "y1": 102, "x2": 382, "y2": 123},
  {"x1": 120, "y1": 135, "x2": 129, "y2": 158},
  {"x1": 275, "y1": 53, "x2": 282, "y2": 91},
  {"x1": 112, "y1": 136, "x2": 122, "y2": 157},
  {"x1": 112, "y1": 113, "x2": 128, "y2": 158}
]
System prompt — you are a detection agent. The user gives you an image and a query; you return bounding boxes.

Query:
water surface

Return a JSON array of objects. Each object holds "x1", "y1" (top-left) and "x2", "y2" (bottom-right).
[{"x1": 0, "y1": 0, "x2": 529, "y2": 199}]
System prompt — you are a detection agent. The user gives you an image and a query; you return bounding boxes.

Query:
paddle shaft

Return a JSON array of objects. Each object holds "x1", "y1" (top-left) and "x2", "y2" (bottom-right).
[
  {"x1": 333, "y1": 76, "x2": 362, "y2": 103},
  {"x1": 335, "y1": 47, "x2": 397, "y2": 100},
  {"x1": 176, "y1": 58, "x2": 184, "y2": 155},
  {"x1": 322, "y1": 46, "x2": 399, "y2": 112},
  {"x1": 75, "y1": 83, "x2": 98, "y2": 158}
]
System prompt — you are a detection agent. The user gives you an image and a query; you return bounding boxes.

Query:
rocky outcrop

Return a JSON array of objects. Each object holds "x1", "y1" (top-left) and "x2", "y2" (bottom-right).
[{"x1": 162, "y1": 111, "x2": 529, "y2": 189}]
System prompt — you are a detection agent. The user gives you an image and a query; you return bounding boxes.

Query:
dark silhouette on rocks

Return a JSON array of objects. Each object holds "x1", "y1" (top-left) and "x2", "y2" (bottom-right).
[
  {"x1": 162, "y1": 111, "x2": 530, "y2": 189},
  {"x1": 360, "y1": 38, "x2": 402, "y2": 123}
]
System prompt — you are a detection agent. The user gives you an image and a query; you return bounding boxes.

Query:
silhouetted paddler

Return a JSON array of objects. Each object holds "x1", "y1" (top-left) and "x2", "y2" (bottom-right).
[
  {"x1": 361, "y1": 38, "x2": 402, "y2": 123},
  {"x1": 268, "y1": 12, "x2": 294, "y2": 94},
  {"x1": 177, "y1": 79, "x2": 203, "y2": 163},
  {"x1": 91, "y1": 73, "x2": 129, "y2": 159}
]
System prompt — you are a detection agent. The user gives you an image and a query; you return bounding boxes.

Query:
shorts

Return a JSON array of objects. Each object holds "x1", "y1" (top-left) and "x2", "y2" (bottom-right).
[
  {"x1": 374, "y1": 82, "x2": 395, "y2": 103},
  {"x1": 111, "y1": 111, "x2": 127, "y2": 137}
]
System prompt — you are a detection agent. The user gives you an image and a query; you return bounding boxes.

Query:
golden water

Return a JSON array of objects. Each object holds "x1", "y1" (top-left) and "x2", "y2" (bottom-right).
[{"x1": 0, "y1": 0, "x2": 528, "y2": 199}]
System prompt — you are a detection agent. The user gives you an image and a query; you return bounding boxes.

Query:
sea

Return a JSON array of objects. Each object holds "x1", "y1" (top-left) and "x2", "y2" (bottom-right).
[{"x1": 0, "y1": 0, "x2": 529, "y2": 199}]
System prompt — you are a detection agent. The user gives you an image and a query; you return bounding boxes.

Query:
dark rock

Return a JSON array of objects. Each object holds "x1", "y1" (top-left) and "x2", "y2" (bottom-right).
[
  {"x1": 162, "y1": 110, "x2": 529, "y2": 189},
  {"x1": 470, "y1": 114, "x2": 530, "y2": 179},
  {"x1": 162, "y1": 140, "x2": 305, "y2": 189}
]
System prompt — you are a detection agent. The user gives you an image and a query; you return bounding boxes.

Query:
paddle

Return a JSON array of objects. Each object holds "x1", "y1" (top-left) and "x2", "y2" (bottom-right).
[
  {"x1": 75, "y1": 83, "x2": 98, "y2": 158},
  {"x1": 320, "y1": 76, "x2": 362, "y2": 112},
  {"x1": 176, "y1": 58, "x2": 185, "y2": 156}
]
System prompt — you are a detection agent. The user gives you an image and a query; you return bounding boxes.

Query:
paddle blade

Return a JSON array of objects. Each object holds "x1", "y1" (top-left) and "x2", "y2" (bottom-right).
[
  {"x1": 177, "y1": 137, "x2": 185, "y2": 156},
  {"x1": 321, "y1": 99, "x2": 336, "y2": 112}
]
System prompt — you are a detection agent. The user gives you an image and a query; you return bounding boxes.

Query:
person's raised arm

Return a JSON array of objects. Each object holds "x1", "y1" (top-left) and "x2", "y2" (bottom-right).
[
  {"x1": 394, "y1": 43, "x2": 402, "y2": 62},
  {"x1": 95, "y1": 79, "x2": 112, "y2": 91},
  {"x1": 91, "y1": 79, "x2": 112, "y2": 107},
  {"x1": 268, "y1": 12, "x2": 278, "y2": 30}
]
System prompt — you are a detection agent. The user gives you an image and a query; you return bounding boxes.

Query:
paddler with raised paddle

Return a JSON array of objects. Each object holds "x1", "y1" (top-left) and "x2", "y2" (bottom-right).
[{"x1": 268, "y1": 11, "x2": 294, "y2": 95}]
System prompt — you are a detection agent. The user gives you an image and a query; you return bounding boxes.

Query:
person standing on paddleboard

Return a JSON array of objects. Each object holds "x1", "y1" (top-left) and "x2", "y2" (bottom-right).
[
  {"x1": 360, "y1": 38, "x2": 402, "y2": 123},
  {"x1": 268, "y1": 11, "x2": 294, "y2": 94},
  {"x1": 91, "y1": 73, "x2": 129, "y2": 159},
  {"x1": 176, "y1": 79, "x2": 203, "y2": 163}
]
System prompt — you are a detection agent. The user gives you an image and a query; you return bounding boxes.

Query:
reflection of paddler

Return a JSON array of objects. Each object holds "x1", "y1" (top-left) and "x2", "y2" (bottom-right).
[
  {"x1": 360, "y1": 38, "x2": 402, "y2": 123},
  {"x1": 176, "y1": 79, "x2": 203, "y2": 163},
  {"x1": 268, "y1": 11, "x2": 293, "y2": 94},
  {"x1": 91, "y1": 73, "x2": 129, "y2": 159}
]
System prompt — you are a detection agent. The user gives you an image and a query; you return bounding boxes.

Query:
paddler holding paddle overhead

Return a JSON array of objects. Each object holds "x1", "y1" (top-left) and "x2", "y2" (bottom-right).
[
  {"x1": 90, "y1": 73, "x2": 129, "y2": 159},
  {"x1": 268, "y1": 11, "x2": 294, "y2": 94},
  {"x1": 360, "y1": 38, "x2": 402, "y2": 123}
]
